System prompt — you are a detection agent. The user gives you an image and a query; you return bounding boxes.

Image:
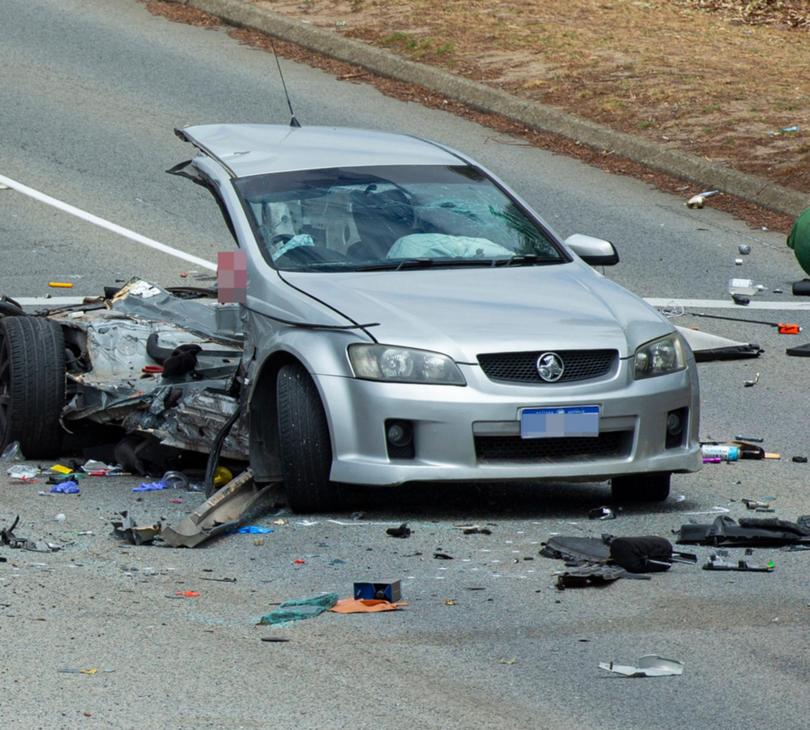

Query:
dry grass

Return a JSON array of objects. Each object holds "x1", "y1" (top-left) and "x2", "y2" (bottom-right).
[{"x1": 252, "y1": 0, "x2": 810, "y2": 194}]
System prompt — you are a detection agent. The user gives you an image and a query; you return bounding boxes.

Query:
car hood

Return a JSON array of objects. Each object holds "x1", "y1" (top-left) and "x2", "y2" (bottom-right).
[{"x1": 283, "y1": 264, "x2": 672, "y2": 362}]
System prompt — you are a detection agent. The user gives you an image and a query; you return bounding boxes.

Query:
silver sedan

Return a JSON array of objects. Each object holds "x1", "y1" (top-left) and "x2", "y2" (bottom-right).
[{"x1": 176, "y1": 123, "x2": 701, "y2": 512}]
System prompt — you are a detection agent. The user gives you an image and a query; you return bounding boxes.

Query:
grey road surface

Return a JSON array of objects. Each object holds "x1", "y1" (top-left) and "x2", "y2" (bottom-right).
[{"x1": 2, "y1": 1, "x2": 810, "y2": 728}]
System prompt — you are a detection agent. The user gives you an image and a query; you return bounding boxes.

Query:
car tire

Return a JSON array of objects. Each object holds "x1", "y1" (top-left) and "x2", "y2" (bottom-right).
[
  {"x1": 0, "y1": 316, "x2": 66, "y2": 458},
  {"x1": 611, "y1": 472, "x2": 671, "y2": 503},
  {"x1": 276, "y1": 362, "x2": 339, "y2": 513}
]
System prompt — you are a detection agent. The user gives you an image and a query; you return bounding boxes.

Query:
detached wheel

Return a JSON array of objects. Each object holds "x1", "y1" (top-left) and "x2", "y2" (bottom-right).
[
  {"x1": 611, "y1": 472, "x2": 671, "y2": 503},
  {"x1": 0, "y1": 316, "x2": 66, "y2": 458},
  {"x1": 276, "y1": 363, "x2": 339, "y2": 513}
]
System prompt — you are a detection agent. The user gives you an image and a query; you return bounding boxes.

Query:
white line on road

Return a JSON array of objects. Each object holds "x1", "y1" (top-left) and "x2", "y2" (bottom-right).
[
  {"x1": 645, "y1": 298, "x2": 810, "y2": 311},
  {"x1": 0, "y1": 173, "x2": 216, "y2": 271}
]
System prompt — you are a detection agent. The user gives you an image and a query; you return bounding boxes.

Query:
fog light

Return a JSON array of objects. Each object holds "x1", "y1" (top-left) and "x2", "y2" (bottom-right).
[
  {"x1": 385, "y1": 419, "x2": 414, "y2": 459},
  {"x1": 387, "y1": 421, "x2": 412, "y2": 447},
  {"x1": 665, "y1": 408, "x2": 687, "y2": 449},
  {"x1": 666, "y1": 412, "x2": 683, "y2": 436}
]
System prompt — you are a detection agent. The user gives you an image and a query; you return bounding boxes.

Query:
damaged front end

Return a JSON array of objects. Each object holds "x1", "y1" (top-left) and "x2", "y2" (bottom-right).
[{"x1": 47, "y1": 279, "x2": 248, "y2": 462}]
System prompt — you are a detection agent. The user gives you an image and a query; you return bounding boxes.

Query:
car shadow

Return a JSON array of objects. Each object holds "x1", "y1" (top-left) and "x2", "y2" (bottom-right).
[{"x1": 336, "y1": 480, "x2": 702, "y2": 521}]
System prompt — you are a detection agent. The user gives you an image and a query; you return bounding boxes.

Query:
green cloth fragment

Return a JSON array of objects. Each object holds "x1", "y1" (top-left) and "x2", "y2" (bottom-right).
[
  {"x1": 787, "y1": 207, "x2": 810, "y2": 276},
  {"x1": 258, "y1": 592, "x2": 338, "y2": 625}
]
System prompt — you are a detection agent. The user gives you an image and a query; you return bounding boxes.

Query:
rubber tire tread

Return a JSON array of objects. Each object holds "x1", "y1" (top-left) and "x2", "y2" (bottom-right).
[
  {"x1": 0, "y1": 316, "x2": 65, "y2": 458},
  {"x1": 611, "y1": 472, "x2": 671, "y2": 503},
  {"x1": 276, "y1": 363, "x2": 337, "y2": 513}
]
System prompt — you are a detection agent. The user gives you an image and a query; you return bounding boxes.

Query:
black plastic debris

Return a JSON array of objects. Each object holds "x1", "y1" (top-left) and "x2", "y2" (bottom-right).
[
  {"x1": 433, "y1": 552, "x2": 454, "y2": 560},
  {"x1": 589, "y1": 506, "x2": 616, "y2": 521},
  {"x1": 793, "y1": 456, "x2": 808, "y2": 463},
  {"x1": 462, "y1": 527, "x2": 492, "y2": 535},
  {"x1": 703, "y1": 550, "x2": 775, "y2": 572},
  {"x1": 677, "y1": 515, "x2": 810, "y2": 547},
  {"x1": 539, "y1": 536, "x2": 610, "y2": 564},
  {"x1": 1, "y1": 515, "x2": 59, "y2": 553},
  {"x1": 554, "y1": 563, "x2": 632, "y2": 589},
  {"x1": 786, "y1": 343, "x2": 810, "y2": 357},
  {"x1": 386, "y1": 523, "x2": 411, "y2": 539}
]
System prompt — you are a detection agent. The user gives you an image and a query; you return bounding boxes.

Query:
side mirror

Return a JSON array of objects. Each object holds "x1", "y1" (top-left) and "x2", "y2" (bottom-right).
[{"x1": 564, "y1": 234, "x2": 619, "y2": 266}]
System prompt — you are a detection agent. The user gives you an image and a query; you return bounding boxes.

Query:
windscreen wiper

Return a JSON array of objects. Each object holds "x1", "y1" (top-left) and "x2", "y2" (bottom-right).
[{"x1": 355, "y1": 258, "x2": 496, "y2": 272}]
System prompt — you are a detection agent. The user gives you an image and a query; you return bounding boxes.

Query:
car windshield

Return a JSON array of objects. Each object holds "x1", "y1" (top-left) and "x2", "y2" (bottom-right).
[{"x1": 232, "y1": 165, "x2": 566, "y2": 272}]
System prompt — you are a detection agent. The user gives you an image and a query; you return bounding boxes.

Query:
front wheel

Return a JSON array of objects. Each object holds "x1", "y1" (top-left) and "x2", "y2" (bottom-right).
[
  {"x1": 611, "y1": 472, "x2": 671, "y2": 503},
  {"x1": 276, "y1": 363, "x2": 339, "y2": 513},
  {"x1": 0, "y1": 316, "x2": 66, "y2": 458}
]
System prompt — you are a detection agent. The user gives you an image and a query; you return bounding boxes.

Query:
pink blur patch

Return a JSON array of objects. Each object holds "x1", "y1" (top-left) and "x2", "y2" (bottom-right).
[{"x1": 218, "y1": 250, "x2": 247, "y2": 304}]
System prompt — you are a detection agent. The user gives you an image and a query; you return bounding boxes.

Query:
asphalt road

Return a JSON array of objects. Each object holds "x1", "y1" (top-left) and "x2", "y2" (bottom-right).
[{"x1": 2, "y1": 1, "x2": 810, "y2": 728}]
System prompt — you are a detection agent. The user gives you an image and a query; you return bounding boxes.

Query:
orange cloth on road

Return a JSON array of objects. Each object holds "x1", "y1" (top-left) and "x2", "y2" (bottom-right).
[{"x1": 329, "y1": 598, "x2": 405, "y2": 613}]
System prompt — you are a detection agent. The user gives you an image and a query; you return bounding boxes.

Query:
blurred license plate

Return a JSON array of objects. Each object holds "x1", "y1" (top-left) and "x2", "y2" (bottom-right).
[{"x1": 520, "y1": 405, "x2": 600, "y2": 439}]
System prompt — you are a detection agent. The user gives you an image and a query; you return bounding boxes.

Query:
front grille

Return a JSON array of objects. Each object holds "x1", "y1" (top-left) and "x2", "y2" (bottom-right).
[
  {"x1": 474, "y1": 431, "x2": 632, "y2": 463},
  {"x1": 478, "y1": 349, "x2": 617, "y2": 384}
]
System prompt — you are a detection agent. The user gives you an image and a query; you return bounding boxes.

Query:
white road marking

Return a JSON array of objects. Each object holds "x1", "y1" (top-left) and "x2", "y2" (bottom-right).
[
  {"x1": 645, "y1": 298, "x2": 810, "y2": 311},
  {"x1": 0, "y1": 173, "x2": 216, "y2": 271},
  {"x1": 14, "y1": 297, "x2": 87, "y2": 306}
]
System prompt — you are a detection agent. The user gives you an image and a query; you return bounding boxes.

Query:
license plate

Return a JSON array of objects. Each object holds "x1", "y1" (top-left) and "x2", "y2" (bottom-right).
[{"x1": 520, "y1": 405, "x2": 600, "y2": 439}]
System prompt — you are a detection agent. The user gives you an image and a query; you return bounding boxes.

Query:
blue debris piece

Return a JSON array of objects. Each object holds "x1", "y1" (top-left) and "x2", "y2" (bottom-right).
[
  {"x1": 237, "y1": 526, "x2": 274, "y2": 534},
  {"x1": 132, "y1": 481, "x2": 168, "y2": 492},
  {"x1": 258, "y1": 593, "x2": 338, "y2": 626},
  {"x1": 50, "y1": 480, "x2": 80, "y2": 495}
]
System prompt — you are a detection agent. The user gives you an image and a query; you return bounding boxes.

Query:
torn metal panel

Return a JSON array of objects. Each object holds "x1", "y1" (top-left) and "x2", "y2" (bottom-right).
[
  {"x1": 47, "y1": 280, "x2": 247, "y2": 458},
  {"x1": 125, "y1": 388, "x2": 248, "y2": 460},
  {"x1": 160, "y1": 469, "x2": 276, "y2": 547}
]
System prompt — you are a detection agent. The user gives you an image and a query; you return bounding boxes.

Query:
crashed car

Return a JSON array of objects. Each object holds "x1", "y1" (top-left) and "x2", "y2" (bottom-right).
[{"x1": 0, "y1": 124, "x2": 701, "y2": 511}]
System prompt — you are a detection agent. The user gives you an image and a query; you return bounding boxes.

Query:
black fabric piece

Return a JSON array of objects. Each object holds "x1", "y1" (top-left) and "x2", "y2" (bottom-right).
[
  {"x1": 539, "y1": 536, "x2": 610, "y2": 564},
  {"x1": 162, "y1": 344, "x2": 202, "y2": 377},
  {"x1": 609, "y1": 536, "x2": 673, "y2": 573},
  {"x1": 677, "y1": 515, "x2": 810, "y2": 547}
]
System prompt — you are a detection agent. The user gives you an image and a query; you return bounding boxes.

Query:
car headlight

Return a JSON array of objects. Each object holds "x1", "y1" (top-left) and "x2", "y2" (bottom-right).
[
  {"x1": 348, "y1": 344, "x2": 466, "y2": 385},
  {"x1": 634, "y1": 334, "x2": 686, "y2": 379}
]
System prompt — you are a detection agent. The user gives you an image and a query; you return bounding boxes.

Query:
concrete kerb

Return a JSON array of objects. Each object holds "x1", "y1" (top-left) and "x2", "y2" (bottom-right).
[{"x1": 179, "y1": 0, "x2": 809, "y2": 218}]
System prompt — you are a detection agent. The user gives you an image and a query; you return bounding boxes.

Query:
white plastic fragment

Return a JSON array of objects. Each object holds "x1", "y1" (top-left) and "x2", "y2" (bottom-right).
[{"x1": 599, "y1": 655, "x2": 684, "y2": 677}]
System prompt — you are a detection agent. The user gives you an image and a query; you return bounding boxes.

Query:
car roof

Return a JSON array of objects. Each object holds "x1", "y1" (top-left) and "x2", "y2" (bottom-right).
[{"x1": 177, "y1": 124, "x2": 464, "y2": 178}]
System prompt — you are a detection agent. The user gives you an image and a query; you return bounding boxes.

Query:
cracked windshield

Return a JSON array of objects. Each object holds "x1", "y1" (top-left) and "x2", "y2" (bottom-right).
[{"x1": 234, "y1": 164, "x2": 564, "y2": 271}]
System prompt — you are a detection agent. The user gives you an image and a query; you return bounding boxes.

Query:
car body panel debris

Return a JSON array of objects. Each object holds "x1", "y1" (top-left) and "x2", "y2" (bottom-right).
[
  {"x1": 160, "y1": 469, "x2": 273, "y2": 548},
  {"x1": 599, "y1": 655, "x2": 684, "y2": 677}
]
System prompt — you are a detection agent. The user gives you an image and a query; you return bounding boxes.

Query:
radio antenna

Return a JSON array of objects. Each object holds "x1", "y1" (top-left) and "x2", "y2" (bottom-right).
[{"x1": 269, "y1": 38, "x2": 301, "y2": 128}]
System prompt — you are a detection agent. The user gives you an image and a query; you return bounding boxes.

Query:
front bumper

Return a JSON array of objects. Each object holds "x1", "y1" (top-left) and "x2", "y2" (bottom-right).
[{"x1": 320, "y1": 359, "x2": 701, "y2": 486}]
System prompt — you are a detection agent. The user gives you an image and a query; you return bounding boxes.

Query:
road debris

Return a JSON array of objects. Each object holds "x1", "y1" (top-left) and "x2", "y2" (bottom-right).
[
  {"x1": 258, "y1": 593, "x2": 338, "y2": 625},
  {"x1": 354, "y1": 580, "x2": 401, "y2": 602},
  {"x1": 50, "y1": 480, "x2": 80, "y2": 494},
  {"x1": 588, "y1": 506, "x2": 616, "y2": 520},
  {"x1": 330, "y1": 598, "x2": 405, "y2": 613},
  {"x1": 160, "y1": 469, "x2": 275, "y2": 548},
  {"x1": 599, "y1": 655, "x2": 684, "y2": 677},
  {"x1": 686, "y1": 190, "x2": 719, "y2": 208},
  {"x1": 386, "y1": 523, "x2": 412, "y2": 538},
  {"x1": 703, "y1": 551, "x2": 775, "y2": 572},
  {"x1": 110, "y1": 512, "x2": 163, "y2": 546},
  {"x1": 1, "y1": 515, "x2": 61, "y2": 552},
  {"x1": 677, "y1": 515, "x2": 810, "y2": 547}
]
